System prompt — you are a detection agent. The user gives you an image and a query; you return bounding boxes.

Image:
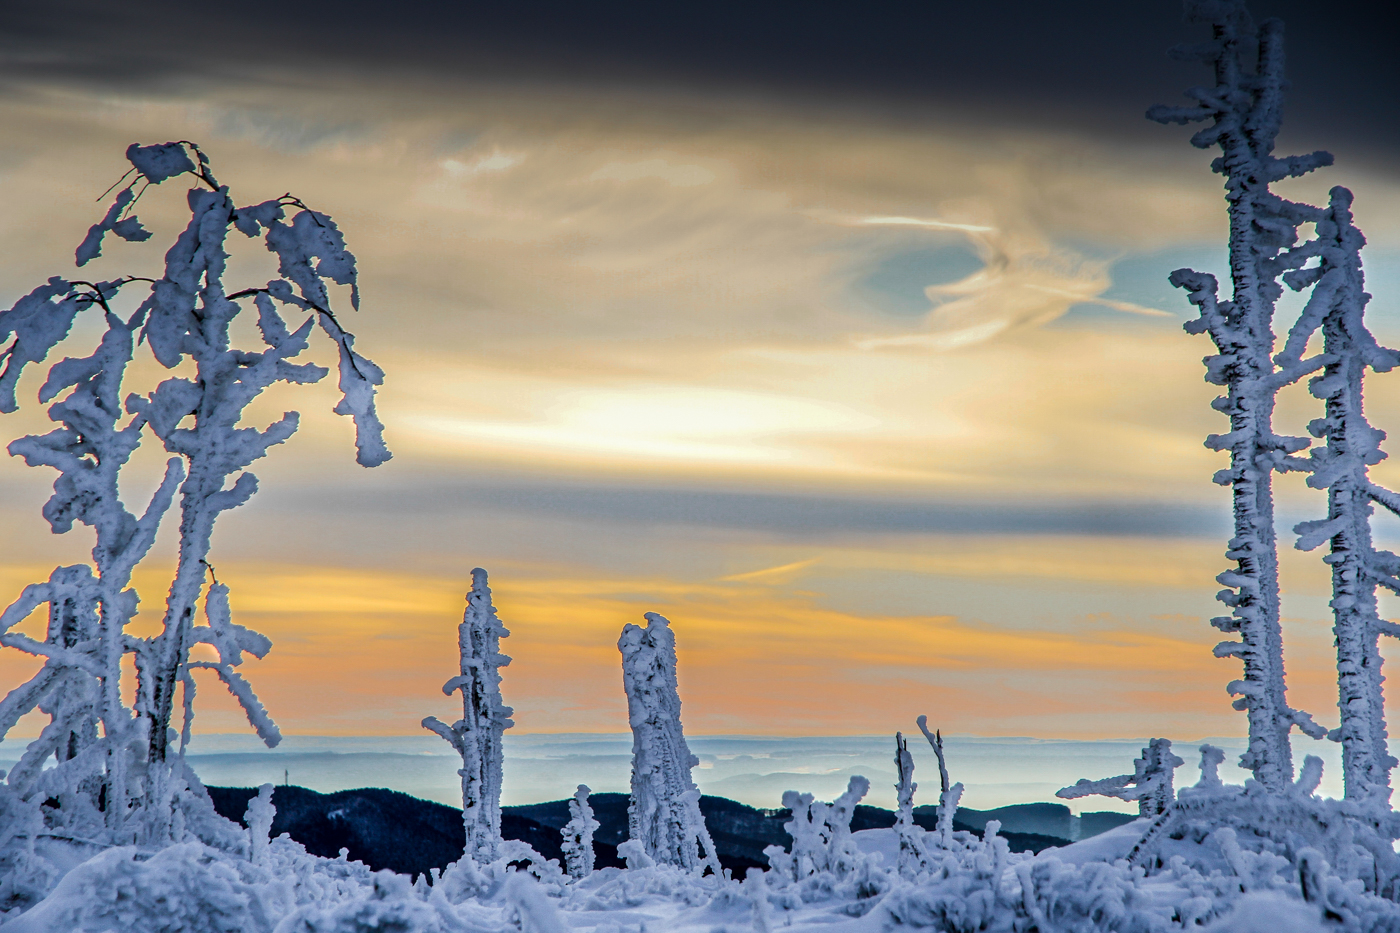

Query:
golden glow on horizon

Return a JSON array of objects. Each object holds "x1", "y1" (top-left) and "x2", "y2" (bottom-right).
[{"x1": 0, "y1": 542, "x2": 1348, "y2": 740}]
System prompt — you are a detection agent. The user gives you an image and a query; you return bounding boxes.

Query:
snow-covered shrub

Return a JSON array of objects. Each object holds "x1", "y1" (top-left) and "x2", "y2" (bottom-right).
[
  {"x1": 764, "y1": 776, "x2": 872, "y2": 889},
  {"x1": 501, "y1": 871, "x2": 568, "y2": 933},
  {"x1": 744, "y1": 866, "x2": 772, "y2": 932},
  {"x1": 273, "y1": 870, "x2": 442, "y2": 933},
  {"x1": 881, "y1": 822, "x2": 1016, "y2": 930},
  {"x1": 422, "y1": 568, "x2": 514, "y2": 862},
  {"x1": 246, "y1": 783, "x2": 276, "y2": 866},
  {"x1": 0, "y1": 309, "x2": 181, "y2": 843},
  {"x1": 617, "y1": 611, "x2": 722, "y2": 875},
  {"x1": 0, "y1": 842, "x2": 288, "y2": 933}
]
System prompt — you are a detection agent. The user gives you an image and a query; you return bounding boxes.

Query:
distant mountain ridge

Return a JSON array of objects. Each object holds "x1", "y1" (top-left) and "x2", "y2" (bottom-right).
[{"x1": 207, "y1": 785, "x2": 1136, "y2": 877}]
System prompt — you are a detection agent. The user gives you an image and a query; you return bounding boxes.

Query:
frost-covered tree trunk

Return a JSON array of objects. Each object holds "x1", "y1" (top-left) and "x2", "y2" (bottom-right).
[
  {"x1": 1275, "y1": 189, "x2": 1400, "y2": 803},
  {"x1": 1150, "y1": 0, "x2": 1331, "y2": 790},
  {"x1": 422, "y1": 568, "x2": 514, "y2": 862},
  {"x1": 618, "y1": 612, "x2": 721, "y2": 875}
]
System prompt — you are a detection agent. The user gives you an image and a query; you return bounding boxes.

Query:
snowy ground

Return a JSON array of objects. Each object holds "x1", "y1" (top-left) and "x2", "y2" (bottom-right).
[{"x1": 0, "y1": 793, "x2": 1358, "y2": 932}]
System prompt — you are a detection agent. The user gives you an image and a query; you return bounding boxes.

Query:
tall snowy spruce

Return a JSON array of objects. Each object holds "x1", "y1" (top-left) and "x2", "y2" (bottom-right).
[
  {"x1": 422, "y1": 568, "x2": 515, "y2": 861},
  {"x1": 0, "y1": 141, "x2": 389, "y2": 847},
  {"x1": 618, "y1": 611, "x2": 722, "y2": 875},
  {"x1": 1148, "y1": 0, "x2": 1333, "y2": 790},
  {"x1": 1275, "y1": 189, "x2": 1400, "y2": 803}
]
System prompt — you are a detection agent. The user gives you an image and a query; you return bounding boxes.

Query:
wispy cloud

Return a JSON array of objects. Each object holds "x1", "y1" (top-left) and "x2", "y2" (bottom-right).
[
  {"x1": 442, "y1": 151, "x2": 523, "y2": 176},
  {"x1": 856, "y1": 215, "x2": 995, "y2": 233},
  {"x1": 718, "y1": 558, "x2": 820, "y2": 583},
  {"x1": 857, "y1": 227, "x2": 1130, "y2": 349}
]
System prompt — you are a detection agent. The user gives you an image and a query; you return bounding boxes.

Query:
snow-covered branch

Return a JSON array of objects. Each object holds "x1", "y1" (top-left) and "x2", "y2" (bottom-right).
[{"x1": 1057, "y1": 739, "x2": 1184, "y2": 817}]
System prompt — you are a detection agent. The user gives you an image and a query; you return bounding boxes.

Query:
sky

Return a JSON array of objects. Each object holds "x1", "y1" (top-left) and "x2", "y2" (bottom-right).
[{"x1": 1, "y1": 0, "x2": 1398, "y2": 744}]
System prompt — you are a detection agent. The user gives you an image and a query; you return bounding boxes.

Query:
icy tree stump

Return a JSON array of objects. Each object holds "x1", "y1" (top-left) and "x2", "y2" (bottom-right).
[{"x1": 618, "y1": 612, "x2": 721, "y2": 875}]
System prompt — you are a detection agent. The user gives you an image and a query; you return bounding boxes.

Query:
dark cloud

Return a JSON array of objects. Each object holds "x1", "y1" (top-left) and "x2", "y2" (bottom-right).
[
  {"x1": 0, "y1": 0, "x2": 1393, "y2": 160},
  {"x1": 256, "y1": 475, "x2": 1231, "y2": 540}
]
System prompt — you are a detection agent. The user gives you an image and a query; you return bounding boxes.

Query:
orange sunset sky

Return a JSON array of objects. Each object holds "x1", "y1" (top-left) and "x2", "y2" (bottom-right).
[{"x1": 3, "y1": 3, "x2": 1400, "y2": 744}]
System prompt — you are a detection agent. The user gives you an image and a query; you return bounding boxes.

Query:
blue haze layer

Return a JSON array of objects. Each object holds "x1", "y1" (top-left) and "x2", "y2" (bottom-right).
[{"x1": 1, "y1": 734, "x2": 1347, "y2": 813}]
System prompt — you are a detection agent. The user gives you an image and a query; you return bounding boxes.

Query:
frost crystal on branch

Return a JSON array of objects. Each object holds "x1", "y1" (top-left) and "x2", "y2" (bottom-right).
[
  {"x1": 618, "y1": 611, "x2": 721, "y2": 875},
  {"x1": 1150, "y1": 0, "x2": 1331, "y2": 790},
  {"x1": 422, "y1": 568, "x2": 514, "y2": 862}
]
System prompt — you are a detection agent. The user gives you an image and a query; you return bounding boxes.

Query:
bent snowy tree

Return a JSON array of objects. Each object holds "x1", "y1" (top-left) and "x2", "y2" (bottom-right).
[{"x1": 0, "y1": 141, "x2": 389, "y2": 843}]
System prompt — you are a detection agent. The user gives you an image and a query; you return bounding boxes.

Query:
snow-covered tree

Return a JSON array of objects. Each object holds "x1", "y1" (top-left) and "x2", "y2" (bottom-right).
[
  {"x1": 0, "y1": 141, "x2": 389, "y2": 842},
  {"x1": 560, "y1": 784, "x2": 598, "y2": 880},
  {"x1": 1148, "y1": 0, "x2": 1332, "y2": 791},
  {"x1": 422, "y1": 568, "x2": 514, "y2": 862},
  {"x1": 1273, "y1": 188, "x2": 1400, "y2": 804},
  {"x1": 617, "y1": 611, "x2": 721, "y2": 876},
  {"x1": 1057, "y1": 738, "x2": 1185, "y2": 817}
]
